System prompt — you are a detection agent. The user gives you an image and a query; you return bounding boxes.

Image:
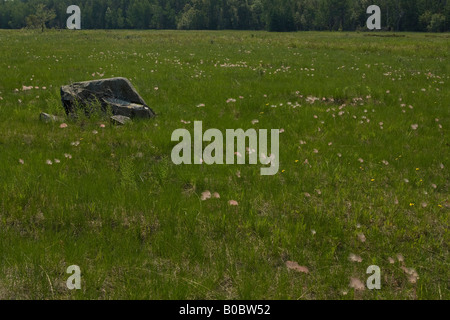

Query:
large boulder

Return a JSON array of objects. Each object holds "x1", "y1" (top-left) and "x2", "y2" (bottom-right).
[{"x1": 60, "y1": 77, "x2": 156, "y2": 119}]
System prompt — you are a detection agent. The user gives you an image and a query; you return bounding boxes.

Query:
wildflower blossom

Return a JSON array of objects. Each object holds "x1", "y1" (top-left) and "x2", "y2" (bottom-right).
[
  {"x1": 228, "y1": 200, "x2": 238, "y2": 206},
  {"x1": 201, "y1": 191, "x2": 211, "y2": 201}
]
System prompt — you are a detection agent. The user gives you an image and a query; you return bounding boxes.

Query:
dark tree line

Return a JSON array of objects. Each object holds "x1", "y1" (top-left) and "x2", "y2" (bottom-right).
[{"x1": 1, "y1": 0, "x2": 449, "y2": 32}]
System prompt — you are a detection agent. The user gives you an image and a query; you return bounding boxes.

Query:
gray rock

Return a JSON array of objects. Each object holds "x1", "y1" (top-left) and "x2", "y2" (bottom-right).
[
  {"x1": 104, "y1": 97, "x2": 152, "y2": 119},
  {"x1": 60, "y1": 77, "x2": 155, "y2": 119},
  {"x1": 111, "y1": 115, "x2": 132, "y2": 126},
  {"x1": 40, "y1": 112, "x2": 65, "y2": 123}
]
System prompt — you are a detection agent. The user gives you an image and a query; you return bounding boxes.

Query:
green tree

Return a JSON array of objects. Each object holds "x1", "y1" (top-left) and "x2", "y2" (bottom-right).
[
  {"x1": 0, "y1": 0, "x2": 448, "y2": 32},
  {"x1": 177, "y1": 3, "x2": 207, "y2": 30},
  {"x1": 428, "y1": 13, "x2": 446, "y2": 32},
  {"x1": 117, "y1": 8, "x2": 125, "y2": 29},
  {"x1": 105, "y1": 7, "x2": 114, "y2": 28},
  {"x1": 26, "y1": 4, "x2": 56, "y2": 32}
]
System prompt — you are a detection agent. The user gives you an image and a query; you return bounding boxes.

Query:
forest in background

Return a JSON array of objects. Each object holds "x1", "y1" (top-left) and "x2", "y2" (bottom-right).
[{"x1": 0, "y1": 0, "x2": 449, "y2": 32}]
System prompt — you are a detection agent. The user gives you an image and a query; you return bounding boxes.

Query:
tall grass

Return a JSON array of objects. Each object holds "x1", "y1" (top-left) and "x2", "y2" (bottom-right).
[{"x1": 0, "y1": 30, "x2": 448, "y2": 300}]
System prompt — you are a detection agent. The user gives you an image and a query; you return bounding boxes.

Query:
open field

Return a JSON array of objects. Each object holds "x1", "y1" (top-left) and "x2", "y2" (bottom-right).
[{"x1": 0, "y1": 30, "x2": 448, "y2": 300}]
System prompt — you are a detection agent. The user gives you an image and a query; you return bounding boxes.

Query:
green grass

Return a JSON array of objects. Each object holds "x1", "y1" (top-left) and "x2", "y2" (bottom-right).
[{"x1": 0, "y1": 29, "x2": 448, "y2": 300}]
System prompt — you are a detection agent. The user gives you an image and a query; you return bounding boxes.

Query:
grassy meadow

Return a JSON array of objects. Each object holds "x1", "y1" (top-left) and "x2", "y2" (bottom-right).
[{"x1": 0, "y1": 30, "x2": 448, "y2": 300}]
